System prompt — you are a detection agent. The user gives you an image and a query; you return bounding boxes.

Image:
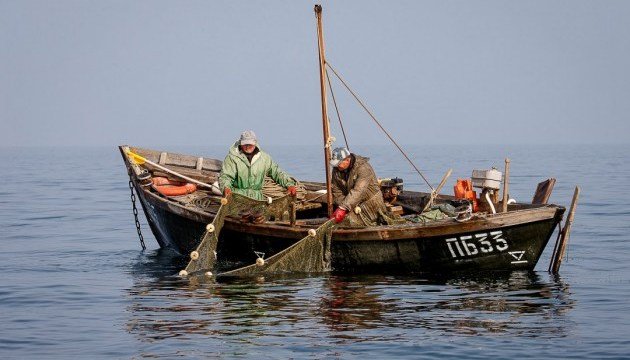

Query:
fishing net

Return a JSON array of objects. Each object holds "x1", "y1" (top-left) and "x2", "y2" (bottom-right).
[
  {"x1": 219, "y1": 220, "x2": 334, "y2": 277},
  {"x1": 182, "y1": 192, "x2": 333, "y2": 277},
  {"x1": 187, "y1": 177, "x2": 307, "y2": 212},
  {"x1": 407, "y1": 202, "x2": 473, "y2": 224},
  {"x1": 341, "y1": 191, "x2": 407, "y2": 227},
  {"x1": 262, "y1": 177, "x2": 308, "y2": 200}
]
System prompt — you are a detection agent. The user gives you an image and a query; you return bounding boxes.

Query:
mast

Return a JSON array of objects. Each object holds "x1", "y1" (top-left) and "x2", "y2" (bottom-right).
[{"x1": 315, "y1": 4, "x2": 334, "y2": 217}]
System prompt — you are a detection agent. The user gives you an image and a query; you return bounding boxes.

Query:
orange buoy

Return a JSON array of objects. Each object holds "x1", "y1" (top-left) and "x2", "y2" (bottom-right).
[{"x1": 152, "y1": 177, "x2": 197, "y2": 197}]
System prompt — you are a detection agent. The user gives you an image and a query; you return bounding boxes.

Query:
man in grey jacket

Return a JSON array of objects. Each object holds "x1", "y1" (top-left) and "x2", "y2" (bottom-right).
[{"x1": 329, "y1": 147, "x2": 388, "y2": 226}]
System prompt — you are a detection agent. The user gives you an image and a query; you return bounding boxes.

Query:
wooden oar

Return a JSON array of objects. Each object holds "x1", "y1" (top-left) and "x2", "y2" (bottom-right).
[
  {"x1": 549, "y1": 186, "x2": 580, "y2": 274},
  {"x1": 421, "y1": 168, "x2": 453, "y2": 213},
  {"x1": 126, "y1": 150, "x2": 221, "y2": 193}
]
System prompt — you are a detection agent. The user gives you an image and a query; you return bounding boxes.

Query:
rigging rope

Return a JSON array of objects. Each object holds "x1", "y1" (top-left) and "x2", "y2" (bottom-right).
[
  {"x1": 325, "y1": 69, "x2": 350, "y2": 150},
  {"x1": 325, "y1": 62, "x2": 434, "y2": 191}
]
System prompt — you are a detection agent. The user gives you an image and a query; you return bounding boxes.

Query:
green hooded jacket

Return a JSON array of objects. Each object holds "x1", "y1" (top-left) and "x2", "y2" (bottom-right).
[{"x1": 218, "y1": 141, "x2": 296, "y2": 200}]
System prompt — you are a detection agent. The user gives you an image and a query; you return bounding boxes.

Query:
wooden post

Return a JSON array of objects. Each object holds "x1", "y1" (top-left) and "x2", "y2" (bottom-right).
[
  {"x1": 422, "y1": 169, "x2": 452, "y2": 213},
  {"x1": 315, "y1": 4, "x2": 333, "y2": 218},
  {"x1": 549, "y1": 186, "x2": 580, "y2": 274},
  {"x1": 502, "y1": 158, "x2": 510, "y2": 212},
  {"x1": 289, "y1": 197, "x2": 297, "y2": 227}
]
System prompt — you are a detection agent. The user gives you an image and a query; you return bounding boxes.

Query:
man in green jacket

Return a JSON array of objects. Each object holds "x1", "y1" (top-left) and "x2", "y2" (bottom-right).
[{"x1": 218, "y1": 130, "x2": 297, "y2": 201}]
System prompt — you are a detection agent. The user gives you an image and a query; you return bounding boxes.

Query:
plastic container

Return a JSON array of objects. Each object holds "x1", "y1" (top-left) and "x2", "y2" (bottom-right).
[{"x1": 471, "y1": 169, "x2": 502, "y2": 190}]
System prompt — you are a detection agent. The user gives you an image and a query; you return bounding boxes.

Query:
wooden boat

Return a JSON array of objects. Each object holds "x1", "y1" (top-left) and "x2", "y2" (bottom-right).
[
  {"x1": 118, "y1": 6, "x2": 567, "y2": 273},
  {"x1": 119, "y1": 145, "x2": 565, "y2": 273}
]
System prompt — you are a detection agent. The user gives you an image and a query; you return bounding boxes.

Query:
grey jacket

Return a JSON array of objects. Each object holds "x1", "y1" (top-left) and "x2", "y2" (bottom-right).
[{"x1": 331, "y1": 155, "x2": 387, "y2": 225}]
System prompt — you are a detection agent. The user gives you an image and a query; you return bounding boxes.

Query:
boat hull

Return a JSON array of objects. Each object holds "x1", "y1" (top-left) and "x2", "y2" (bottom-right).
[
  {"x1": 121, "y1": 145, "x2": 565, "y2": 273},
  {"x1": 331, "y1": 218, "x2": 558, "y2": 272},
  {"x1": 134, "y1": 178, "x2": 563, "y2": 272}
]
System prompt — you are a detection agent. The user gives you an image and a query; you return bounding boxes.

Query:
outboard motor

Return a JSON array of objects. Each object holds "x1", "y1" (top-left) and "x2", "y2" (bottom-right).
[
  {"x1": 379, "y1": 177, "x2": 404, "y2": 204},
  {"x1": 472, "y1": 168, "x2": 502, "y2": 214}
]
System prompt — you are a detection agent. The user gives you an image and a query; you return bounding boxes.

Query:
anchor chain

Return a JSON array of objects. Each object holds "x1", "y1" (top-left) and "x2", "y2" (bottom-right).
[{"x1": 128, "y1": 174, "x2": 146, "y2": 250}]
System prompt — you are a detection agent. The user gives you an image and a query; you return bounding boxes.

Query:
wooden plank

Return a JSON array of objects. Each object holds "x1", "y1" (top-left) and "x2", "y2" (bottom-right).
[
  {"x1": 502, "y1": 158, "x2": 511, "y2": 212},
  {"x1": 130, "y1": 146, "x2": 222, "y2": 171},
  {"x1": 201, "y1": 158, "x2": 223, "y2": 172},
  {"x1": 532, "y1": 178, "x2": 556, "y2": 204},
  {"x1": 421, "y1": 169, "x2": 452, "y2": 212},
  {"x1": 550, "y1": 186, "x2": 580, "y2": 273},
  {"x1": 159, "y1": 152, "x2": 168, "y2": 165},
  {"x1": 130, "y1": 147, "x2": 161, "y2": 163},
  {"x1": 152, "y1": 169, "x2": 217, "y2": 184},
  {"x1": 296, "y1": 202, "x2": 323, "y2": 211},
  {"x1": 149, "y1": 162, "x2": 218, "y2": 184}
]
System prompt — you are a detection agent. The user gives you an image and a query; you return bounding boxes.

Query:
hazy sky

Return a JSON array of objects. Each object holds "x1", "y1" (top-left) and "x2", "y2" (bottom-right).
[{"x1": 2, "y1": 0, "x2": 629, "y2": 148}]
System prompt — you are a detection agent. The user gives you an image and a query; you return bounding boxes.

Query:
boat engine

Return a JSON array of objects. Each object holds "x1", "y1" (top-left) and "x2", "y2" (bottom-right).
[
  {"x1": 379, "y1": 177, "x2": 403, "y2": 204},
  {"x1": 471, "y1": 168, "x2": 502, "y2": 214}
]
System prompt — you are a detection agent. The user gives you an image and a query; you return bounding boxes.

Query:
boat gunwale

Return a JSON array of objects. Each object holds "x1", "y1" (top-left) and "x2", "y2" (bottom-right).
[{"x1": 120, "y1": 145, "x2": 565, "y2": 242}]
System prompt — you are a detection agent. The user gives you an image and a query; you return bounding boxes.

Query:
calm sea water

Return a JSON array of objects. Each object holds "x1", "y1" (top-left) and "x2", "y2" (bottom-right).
[{"x1": 1, "y1": 144, "x2": 629, "y2": 359}]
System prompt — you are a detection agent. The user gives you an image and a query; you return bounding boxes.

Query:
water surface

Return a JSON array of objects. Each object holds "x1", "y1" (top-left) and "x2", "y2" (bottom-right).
[{"x1": 1, "y1": 144, "x2": 629, "y2": 358}]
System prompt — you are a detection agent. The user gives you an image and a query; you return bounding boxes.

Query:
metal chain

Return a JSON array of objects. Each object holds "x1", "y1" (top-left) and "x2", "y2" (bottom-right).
[{"x1": 128, "y1": 175, "x2": 146, "y2": 250}]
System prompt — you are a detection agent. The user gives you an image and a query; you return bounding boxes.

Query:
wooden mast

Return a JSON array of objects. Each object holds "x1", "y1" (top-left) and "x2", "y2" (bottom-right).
[{"x1": 315, "y1": 4, "x2": 333, "y2": 217}]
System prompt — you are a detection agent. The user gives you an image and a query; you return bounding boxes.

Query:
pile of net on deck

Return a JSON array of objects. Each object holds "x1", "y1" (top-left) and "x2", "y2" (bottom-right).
[
  {"x1": 406, "y1": 201, "x2": 474, "y2": 224},
  {"x1": 181, "y1": 192, "x2": 334, "y2": 278}
]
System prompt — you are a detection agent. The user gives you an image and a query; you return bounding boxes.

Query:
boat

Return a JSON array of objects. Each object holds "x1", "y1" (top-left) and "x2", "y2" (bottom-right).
[
  {"x1": 119, "y1": 5, "x2": 570, "y2": 274},
  {"x1": 119, "y1": 144, "x2": 564, "y2": 272}
]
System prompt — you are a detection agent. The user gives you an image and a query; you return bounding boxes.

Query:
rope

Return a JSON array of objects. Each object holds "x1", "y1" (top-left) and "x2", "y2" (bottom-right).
[
  {"x1": 262, "y1": 177, "x2": 307, "y2": 200},
  {"x1": 325, "y1": 62, "x2": 434, "y2": 191},
  {"x1": 326, "y1": 69, "x2": 350, "y2": 150}
]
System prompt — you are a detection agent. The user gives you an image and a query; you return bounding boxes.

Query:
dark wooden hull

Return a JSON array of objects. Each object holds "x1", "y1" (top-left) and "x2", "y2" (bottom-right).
[
  {"x1": 131, "y1": 168, "x2": 564, "y2": 273},
  {"x1": 331, "y1": 217, "x2": 559, "y2": 272}
]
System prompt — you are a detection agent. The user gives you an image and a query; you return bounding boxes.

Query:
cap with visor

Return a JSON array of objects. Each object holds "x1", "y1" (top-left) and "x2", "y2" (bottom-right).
[
  {"x1": 239, "y1": 130, "x2": 257, "y2": 146},
  {"x1": 330, "y1": 147, "x2": 351, "y2": 167}
]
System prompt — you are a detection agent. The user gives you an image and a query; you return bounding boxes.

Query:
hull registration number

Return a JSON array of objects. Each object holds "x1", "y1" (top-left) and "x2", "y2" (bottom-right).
[{"x1": 445, "y1": 231, "x2": 509, "y2": 259}]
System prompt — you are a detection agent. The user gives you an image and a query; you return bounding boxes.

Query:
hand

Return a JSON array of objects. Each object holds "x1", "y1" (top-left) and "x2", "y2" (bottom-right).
[
  {"x1": 223, "y1": 187, "x2": 232, "y2": 197},
  {"x1": 332, "y1": 207, "x2": 348, "y2": 223},
  {"x1": 287, "y1": 186, "x2": 297, "y2": 197}
]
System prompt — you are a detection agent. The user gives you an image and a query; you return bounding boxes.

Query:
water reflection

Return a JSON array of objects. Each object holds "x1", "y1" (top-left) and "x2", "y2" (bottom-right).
[
  {"x1": 319, "y1": 277, "x2": 395, "y2": 332},
  {"x1": 125, "y1": 251, "x2": 575, "y2": 347},
  {"x1": 316, "y1": 271, "x2": 574, "y2": 338}
]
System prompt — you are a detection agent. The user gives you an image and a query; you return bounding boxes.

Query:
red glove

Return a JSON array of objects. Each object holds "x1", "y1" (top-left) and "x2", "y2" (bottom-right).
[
  {"x1": 223, "y1": 187, "x2": 232, "y2": 197},
  {"x1": 332, "y1": 207, "x2": 348, "y2": 223},
  {"x1": 287, "y1": 186, "x2": 297, "y2": 197}
]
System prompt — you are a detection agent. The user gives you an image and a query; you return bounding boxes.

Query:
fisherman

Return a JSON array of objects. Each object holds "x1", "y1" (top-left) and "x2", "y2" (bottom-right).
[
  {"x1": 329, "y1": 147, "x2": 389, "y2": 226},
  {"x1": 218, "y1": 130, "x2": 297, "y2": 201}
]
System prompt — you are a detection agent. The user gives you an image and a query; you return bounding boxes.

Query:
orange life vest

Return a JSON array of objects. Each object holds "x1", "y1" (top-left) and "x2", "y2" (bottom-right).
[{"x1": 454, "y1": 179, "x2": 478, "y2": 212}]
